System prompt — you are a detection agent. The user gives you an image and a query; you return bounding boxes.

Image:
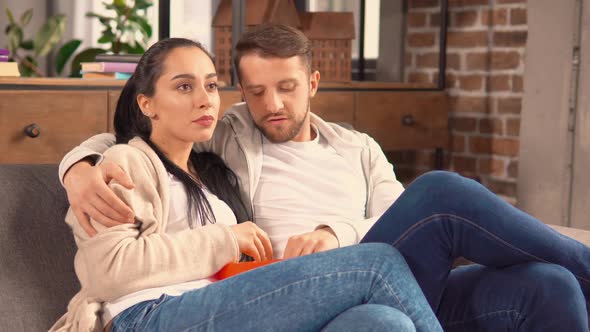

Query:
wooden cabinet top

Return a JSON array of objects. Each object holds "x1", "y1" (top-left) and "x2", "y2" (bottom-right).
[{"x1": 0, "y1": 78, "x2": 437, "y2": 90}]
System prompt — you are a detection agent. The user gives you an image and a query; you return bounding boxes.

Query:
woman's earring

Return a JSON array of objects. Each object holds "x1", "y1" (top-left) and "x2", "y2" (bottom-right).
[{"x1": 143, "y1": 112, "x2": 153, "y2": 117}]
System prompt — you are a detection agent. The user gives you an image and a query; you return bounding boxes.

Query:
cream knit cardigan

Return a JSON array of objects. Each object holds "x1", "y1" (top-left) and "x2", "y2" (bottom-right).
[{"x1": 50, "y1": 137, "x2": 240, "y2": 332}]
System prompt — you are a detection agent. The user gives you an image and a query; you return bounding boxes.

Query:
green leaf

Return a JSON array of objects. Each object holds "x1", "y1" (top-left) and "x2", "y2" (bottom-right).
[
  {"x1": 101, "y1": 27, "x2": 116, "y2": 36},
  {"x1": 121, "y1": 42, "x2": 144, "y2": 54},
  {"x1": 97, "y1": 35, "x2": 114, "y2": 44},
  {"x1": 55, "y1": 39, "x2": 81, "y2": 75},
  {"x1": 133, "y1": 43, "x2": 145, "y2": 54},
  {"x1": 97, "y1": 28, "x2": 116, "y2": 44},
  {"x1": 34, "y1": 14, "x2": 67, "y2": 57},
  {"x1": 129, "y1": 15, "x2": 152, "y2": 38},
  {"x1": 69, "y1": 47, "x2": 106, "y2": 77},
  {"x1": 20, "y1": 39, "x2": 34, "y2": 50},
  {"x1": 110, "y1": 0, "x2": 128, "y2": 17},
  {"x1": 20, "y1": 8, "x2": 33, "y2": 26},
  {"x1": 19, "y1": 55, "x2": 38, "y2": 77},
  {"x1": 118, "y1": 42, "x2": 131, "y2": 53},
  {"x1": 7, "y1": 25, "x2": 23, "y2": 55},
  {"x1": 86, "y1": 12, "x2": 113, "y2": 26},
  {"x1": 113, "y1": 0, "x2": 126, "y2": 9},
  {"x1": 121, "y1": 24, "x2": 135, "y2": 33},
  {"x1": 86, "y1": 12, "x2": 111, "y2": 20},
  {"x1": 6, "y1": 8, "x2": 15, "y2": 24},
  {"x1": 134, "y1": 0, "x2": 153, "y2": 10}
]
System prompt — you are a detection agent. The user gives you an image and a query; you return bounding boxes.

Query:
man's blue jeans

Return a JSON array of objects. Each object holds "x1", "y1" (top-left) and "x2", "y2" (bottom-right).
[
  {"x1": 110, "y1": 243, "x2": 442, "y2": 332},
  {"x1": 362, "y1": 171, "x2": 589, "y2": 331}
]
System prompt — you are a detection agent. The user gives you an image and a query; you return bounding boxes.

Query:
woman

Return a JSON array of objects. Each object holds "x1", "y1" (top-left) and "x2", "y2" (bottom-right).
[{"x1": 50, "y1": 38, "x2": 442, "y2": 332}]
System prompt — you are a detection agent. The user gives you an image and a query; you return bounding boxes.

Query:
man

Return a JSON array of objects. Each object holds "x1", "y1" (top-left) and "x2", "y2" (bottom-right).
[{"x1": 60, "y1": 24, "x2": 589, "y2": 330}]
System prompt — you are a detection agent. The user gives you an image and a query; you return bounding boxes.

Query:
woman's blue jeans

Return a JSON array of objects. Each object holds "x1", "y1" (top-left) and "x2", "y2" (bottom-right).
[
  {"x1": 362, "y1": 171, "x2": 589, "y2": 331},
  {"x1": 110, "y1": 243, "x2": 442, "y2": 332}
]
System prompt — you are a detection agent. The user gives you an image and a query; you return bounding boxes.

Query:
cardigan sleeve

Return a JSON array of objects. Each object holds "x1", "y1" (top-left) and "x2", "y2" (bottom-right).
[
  {"x1": 66, "y1": 144, "x2": 240, "y2": 301},
  {"x1": 58, "y1": 133, "x2": 116, "y2": 185}
]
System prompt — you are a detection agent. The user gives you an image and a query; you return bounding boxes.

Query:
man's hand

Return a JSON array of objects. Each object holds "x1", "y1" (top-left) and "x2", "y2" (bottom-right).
[
  {"x1": 283, "y1": 227, "x2": 339, "y2": 259},
  {"x1": 64, "y1": 160, "x2": 135, "y2": 237},
  {"x1": 230, "y1": 222, "x2": 274, "y2": 261}
]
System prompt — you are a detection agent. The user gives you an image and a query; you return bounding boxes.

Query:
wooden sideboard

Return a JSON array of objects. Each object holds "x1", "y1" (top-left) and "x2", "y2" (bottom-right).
[{"x1": 0, "y1": 78, "x2": 449, "y2": 164}]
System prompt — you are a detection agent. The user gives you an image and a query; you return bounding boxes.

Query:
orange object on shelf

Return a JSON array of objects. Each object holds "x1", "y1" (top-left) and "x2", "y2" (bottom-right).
[{"x1": 214, "y1": 259, "x2": 282, "y2": 280}]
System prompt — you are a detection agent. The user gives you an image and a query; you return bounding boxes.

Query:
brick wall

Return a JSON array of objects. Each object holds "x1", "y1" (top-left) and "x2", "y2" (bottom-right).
[{"x1": 390, "y1": 0, "x2": 527, "y2": 203}]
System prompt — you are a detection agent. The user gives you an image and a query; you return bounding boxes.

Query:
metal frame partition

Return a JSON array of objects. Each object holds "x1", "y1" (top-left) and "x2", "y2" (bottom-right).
[{"x1": 157, "y1": 0, "x2": 448, "y2": 91}]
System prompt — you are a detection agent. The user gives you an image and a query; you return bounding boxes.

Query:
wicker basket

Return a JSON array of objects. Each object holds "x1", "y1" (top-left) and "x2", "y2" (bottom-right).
[
  {"x1": 300, "y1": 12, "x2": 355, "y2": 82},
  {"x1": 212, "y1": 0, "x2": 354, "y2": 83}
]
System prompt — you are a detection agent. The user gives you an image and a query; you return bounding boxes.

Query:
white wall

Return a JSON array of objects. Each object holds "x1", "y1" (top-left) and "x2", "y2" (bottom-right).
[
  {"x1": 0, "y1": 0, "x2": 47, "y2": 72},
  {"x1": 518, "y1": 0, "x2": 590, "y2": 229},
  {"x1": 170, "y1": 0, "x2": 214, "y2": 51}
]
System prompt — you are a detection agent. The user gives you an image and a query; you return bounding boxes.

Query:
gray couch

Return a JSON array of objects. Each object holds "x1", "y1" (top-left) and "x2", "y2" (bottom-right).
[
  {"x1": 2, "y1": 164, "x2": 590, "y2": 331},
  {"x1": 0, "y1": 165, "x2": 79, "y2": 331}
]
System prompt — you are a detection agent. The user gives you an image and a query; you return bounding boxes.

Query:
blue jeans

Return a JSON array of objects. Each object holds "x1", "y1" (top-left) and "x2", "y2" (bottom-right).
[
  {"x1": 110, "y1": 243, "x2": 442, "y2": 332},
  {"x1": 362, "y1": 171, "x2": 589, "y2": 331}
]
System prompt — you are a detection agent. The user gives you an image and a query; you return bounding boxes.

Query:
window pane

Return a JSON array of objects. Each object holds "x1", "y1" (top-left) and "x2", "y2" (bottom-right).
[
  {"x1": 308, "y1": 0, "x2": 443, "y2": 85},
  {"x1": 170, "y1": 0, "x2": 216, "y2": 51}
]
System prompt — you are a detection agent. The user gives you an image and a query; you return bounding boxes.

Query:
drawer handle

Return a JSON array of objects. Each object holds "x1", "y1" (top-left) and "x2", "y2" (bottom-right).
[
  {"x1": 401, "y1": 115, "x2": 416, "y2": 126},
  {"x1": 24, "y1": 124, "x2": 41, "y2": 138}
]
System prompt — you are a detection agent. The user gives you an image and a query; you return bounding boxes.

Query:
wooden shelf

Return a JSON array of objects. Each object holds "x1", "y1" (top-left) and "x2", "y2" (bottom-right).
[
  {"x1": 0, "y1": 77, "x2": 127, "y2": 88},
  {"x1": 0, "y1": 77, "x2": 437, "y2": 91}
]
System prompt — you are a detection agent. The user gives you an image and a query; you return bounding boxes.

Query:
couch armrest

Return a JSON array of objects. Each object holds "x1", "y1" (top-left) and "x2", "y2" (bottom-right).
[
  {"x1": 453, "y1": 223, "x2": 590, "y2": 268},
  {"x1": 548, "y1": 224, "x2": 590, "y2": 247}
]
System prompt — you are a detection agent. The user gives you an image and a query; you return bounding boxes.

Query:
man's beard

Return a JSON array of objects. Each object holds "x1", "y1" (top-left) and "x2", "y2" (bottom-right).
[{"x1": 255, "y1": 99, "x2": 311, "y2": 143}]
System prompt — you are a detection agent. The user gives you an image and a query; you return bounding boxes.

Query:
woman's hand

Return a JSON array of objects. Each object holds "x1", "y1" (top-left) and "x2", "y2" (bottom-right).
[{"x1": 230, "y1": 222, "x2": 274, "y2": 261}]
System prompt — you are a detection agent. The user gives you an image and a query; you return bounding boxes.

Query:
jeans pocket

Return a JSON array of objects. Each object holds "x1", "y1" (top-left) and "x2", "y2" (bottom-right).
[
  {"x1": 111, "y1": 300, "x2": 154, "y2": 332},
  {"x1": 143, "y1": 294, "x2": 169, "y2": 318},
  {"x1": 112, "y1": 295, "x2": 171, "y2": 332}
]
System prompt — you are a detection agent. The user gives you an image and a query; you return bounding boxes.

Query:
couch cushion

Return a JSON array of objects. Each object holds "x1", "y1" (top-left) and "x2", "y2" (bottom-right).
[
  {"x1": 548, "y1": 224, "x2": 590, "y2": 247},
  {"x1": 0, "y1": 164, "x2": 79, "y2": 331}
]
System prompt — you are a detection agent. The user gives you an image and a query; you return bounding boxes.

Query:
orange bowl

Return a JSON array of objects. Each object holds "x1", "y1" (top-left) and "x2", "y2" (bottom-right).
[{"x1": 214, "y1": 259, "x2": 282, "y2": 280}]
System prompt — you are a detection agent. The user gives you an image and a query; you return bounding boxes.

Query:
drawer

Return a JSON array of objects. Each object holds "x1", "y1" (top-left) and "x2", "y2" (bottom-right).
[
  {"x1": 0, "y1": 91, "x2": 108, "y2": 163},
  {"x1": 354, "y1": 91, "x2": 449, "y2": 150},
  {"x1": 107, "y1": 90, "x2": 119, "y2": 133},
  {"x1": 219, "y1": 90, "x2": 243, "y2": 117},
  {"x1": 311, "y1": 91, "x2": 355, "y2": 124}
]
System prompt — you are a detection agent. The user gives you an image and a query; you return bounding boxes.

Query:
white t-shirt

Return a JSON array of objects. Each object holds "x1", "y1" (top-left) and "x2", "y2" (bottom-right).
[
  {"x1": 254, "y1": 125, "x2": 367, "y2": 259},
  {"x1": 102, "y1": 173, "x2": 237, "y2": 324}
]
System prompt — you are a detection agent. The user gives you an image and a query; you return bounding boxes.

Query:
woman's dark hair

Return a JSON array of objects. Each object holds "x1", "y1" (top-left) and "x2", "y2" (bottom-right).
[{"x1": 114, "y1": 38, "x2": 249, "y2": 226}]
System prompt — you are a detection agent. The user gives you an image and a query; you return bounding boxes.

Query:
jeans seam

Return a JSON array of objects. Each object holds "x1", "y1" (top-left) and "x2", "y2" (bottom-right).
[
  {"x1": 179, "y1": 270, "x2": 407, "y2": 332},
  {"x1": 112, "y1": 301, "x2": 151, "y2": 332},
  {"x1": 113, "y1": 295, "x2": 169, "y2": 332},
  {"x1": 390, "y1": 213, "x2": 590, "y2": 286},
  {"x1": 441, "y1": 309, "x2": 524, "y2": 327}
]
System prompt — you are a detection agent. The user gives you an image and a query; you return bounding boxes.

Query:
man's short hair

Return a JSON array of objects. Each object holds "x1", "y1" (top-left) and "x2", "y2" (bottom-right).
[{"x1": 233, "y1": 24, "x2": 312, "y2": 81}]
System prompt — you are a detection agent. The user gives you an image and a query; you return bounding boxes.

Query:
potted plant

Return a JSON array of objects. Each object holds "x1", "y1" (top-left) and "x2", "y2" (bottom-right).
[
  {"x1": 57, "y1": 0, "x2": 153, "y2": 77},
  {"x1": 4, "y1": 8, "x2": 67, "y2": 77},
  {"x1": 3, "y1": 0, "x2": 153, "y2": 77}
]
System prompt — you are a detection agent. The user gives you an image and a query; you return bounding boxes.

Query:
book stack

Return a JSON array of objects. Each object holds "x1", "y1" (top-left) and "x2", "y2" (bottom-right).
[
  {"x1": 0, "y1": 48, "x2": 20, "y2": 77},
  {"x1": 95, "y1": 54, "x2": 142, "y2": 63},
  {"x1": 0, "y1": 48, "x2": 8, "y2": 62},
  {"x1": 81, "y1": 54, "x2": 139, "y2": 80}
]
